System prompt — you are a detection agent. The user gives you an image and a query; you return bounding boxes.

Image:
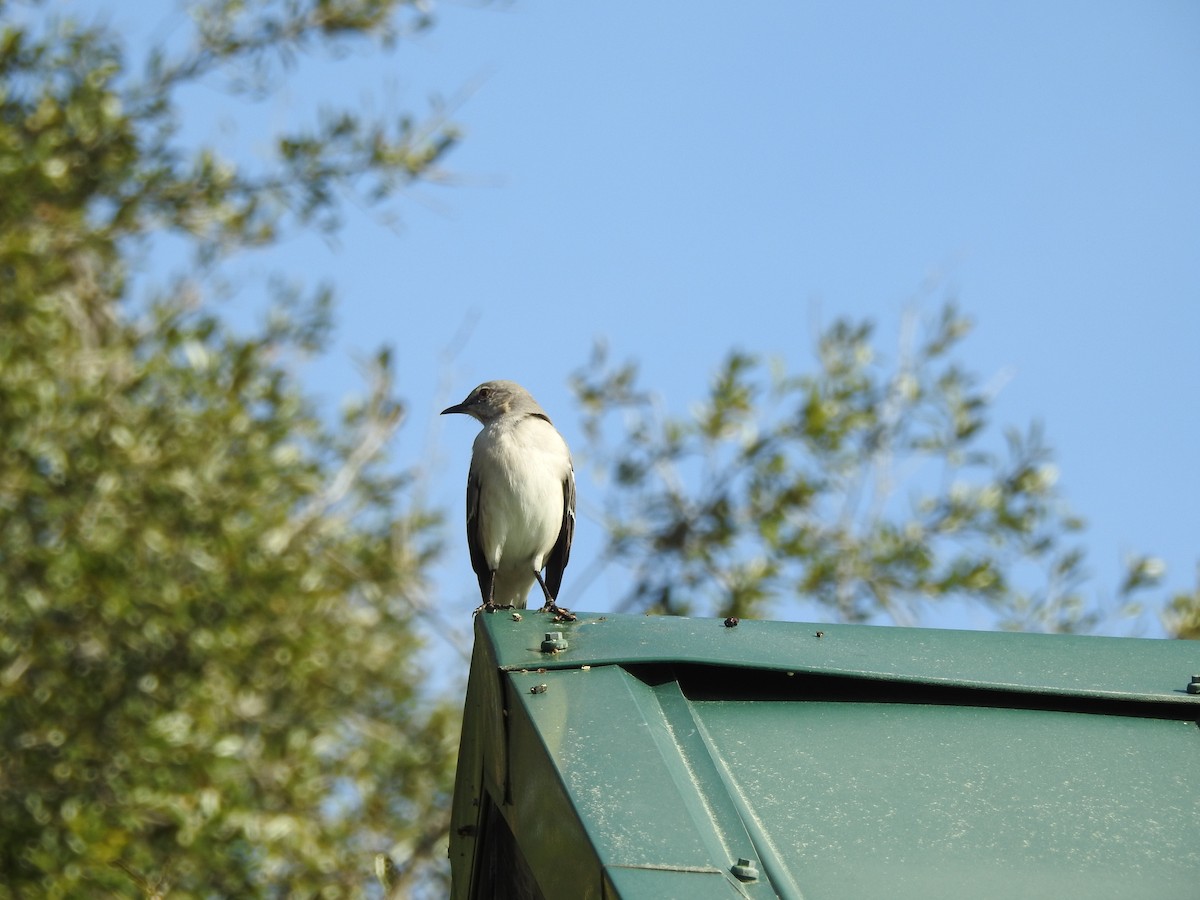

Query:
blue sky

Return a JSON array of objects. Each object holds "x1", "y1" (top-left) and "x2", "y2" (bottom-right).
[{"x1": 73, "y1": 1, "x2": 1200, "y2": 634}]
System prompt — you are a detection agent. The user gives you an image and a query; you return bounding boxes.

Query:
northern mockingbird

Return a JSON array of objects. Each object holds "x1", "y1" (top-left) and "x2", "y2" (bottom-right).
[{"x1": 441, "y1": 381, "x2": 576, "y2": 619}]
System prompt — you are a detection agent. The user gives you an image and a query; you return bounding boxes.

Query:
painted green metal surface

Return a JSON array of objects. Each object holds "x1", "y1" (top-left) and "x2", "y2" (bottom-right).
[
  {"x1": 693, "y1": 700, "x2": 1198, "y2": 898},
  {"x1": 449, "y1": 612, "x2": 1200, "y2": 899},
  {"x1": 484, "y1": 613, "x2": 1200, "y2": 703}
]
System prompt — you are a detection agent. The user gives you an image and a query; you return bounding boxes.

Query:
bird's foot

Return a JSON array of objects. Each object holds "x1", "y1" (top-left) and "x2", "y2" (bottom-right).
[
  {"x1": 472, "y1": 601, "x2": 517, "y2": 616},
  {"x1": 539, "y1": 601, "x2": 576, "y2": 623}
]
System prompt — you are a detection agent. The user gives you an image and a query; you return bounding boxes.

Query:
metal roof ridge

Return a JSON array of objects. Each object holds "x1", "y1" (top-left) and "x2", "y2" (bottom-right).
[{"x1": 482, "y1": 611, "x2": 1200, "y2": 705}]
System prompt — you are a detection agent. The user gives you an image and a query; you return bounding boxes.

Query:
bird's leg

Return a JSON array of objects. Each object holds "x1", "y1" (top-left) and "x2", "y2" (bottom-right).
[
  {"x1": 533, "y1": 571, "x2": 576, "y2": 622},
  {"x1": 473, "y1": 570, "x2": 501, "y2": 615}
]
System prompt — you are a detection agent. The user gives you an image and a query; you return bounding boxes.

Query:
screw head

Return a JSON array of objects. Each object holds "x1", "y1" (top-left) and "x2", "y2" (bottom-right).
[
  {"x1": 730, "y1": 857, "x2": 758, "y2": 881},
  {"x1": 541, "y1": 631, "x2": 568, "y2": 653},
  {"x1": 1187, "y1": 675, "x2": 1200, "y2": 694}
]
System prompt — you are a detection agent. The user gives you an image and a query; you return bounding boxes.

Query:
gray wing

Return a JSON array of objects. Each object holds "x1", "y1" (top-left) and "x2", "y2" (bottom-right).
[
  {"x1": 543, "y1": 464, "x2": 575, "y2": 601},
  {"x1": 465, "y1": 464, "x2": 490, "y2": 601}
]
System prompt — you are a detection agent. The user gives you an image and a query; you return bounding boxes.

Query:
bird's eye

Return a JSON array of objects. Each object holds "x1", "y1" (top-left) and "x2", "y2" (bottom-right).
[{"x1": 477, "y1": 388, "x2": 491, "y2": 399}]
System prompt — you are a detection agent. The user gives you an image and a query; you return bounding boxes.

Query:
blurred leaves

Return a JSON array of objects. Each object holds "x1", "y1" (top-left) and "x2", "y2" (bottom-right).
[
  {"x1": 1, "y1": 0, "x2": 460, "y2": 896},
  {"x1": 1163, "y1": 569, "x2": 1200, "y2": 641},
  {"x1": 573, "y1": 304, "x2": 1184, "y2": 633}
]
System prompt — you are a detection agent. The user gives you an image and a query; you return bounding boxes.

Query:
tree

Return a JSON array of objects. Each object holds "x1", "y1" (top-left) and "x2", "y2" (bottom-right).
[
  {"x1": 1165, "y1": 579, "x2": 1200, "y2": 640},
  {"x1": 1, "y1": 1, "x2": 460, "y2": 896},
  {"x1": 571, "y1": 304, "x2": 1175, "y2": 633}
]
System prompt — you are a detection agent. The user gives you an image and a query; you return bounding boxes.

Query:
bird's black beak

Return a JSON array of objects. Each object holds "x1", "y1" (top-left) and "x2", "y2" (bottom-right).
[{"x1": 441, "y1": 402, "x2": 468, "y2": 416}]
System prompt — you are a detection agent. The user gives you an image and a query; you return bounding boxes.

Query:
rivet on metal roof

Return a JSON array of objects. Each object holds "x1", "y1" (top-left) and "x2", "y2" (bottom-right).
[
  {"x1": 541, "y1": 632, "x2": 568, "y2": 653},
  {"x1": 730, "y1": 857, "x2": 759, "y2": 881}
]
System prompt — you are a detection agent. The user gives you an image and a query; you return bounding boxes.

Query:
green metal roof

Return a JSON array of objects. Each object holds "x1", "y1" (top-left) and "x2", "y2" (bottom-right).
[{"x1": 449, "y1": 612, "x2": 1200, "y2": 899}]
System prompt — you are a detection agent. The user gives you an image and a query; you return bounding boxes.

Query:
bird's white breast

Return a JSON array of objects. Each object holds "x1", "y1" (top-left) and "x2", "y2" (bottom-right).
[{"x1": 473, "y1": 415, "x2": 570, "y2": 572}]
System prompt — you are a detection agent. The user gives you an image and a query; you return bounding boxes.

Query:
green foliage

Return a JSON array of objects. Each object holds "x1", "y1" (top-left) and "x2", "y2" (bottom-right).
[
  {"x1": 1163, "y1": 572, "x2": 1200, "y2": 640},
  {"x1": 1, "y1": 1, "x2": 459, "y2": 896},
  {"x1": 573, "y1": 305, "x2": 1161, "y2": 631}
]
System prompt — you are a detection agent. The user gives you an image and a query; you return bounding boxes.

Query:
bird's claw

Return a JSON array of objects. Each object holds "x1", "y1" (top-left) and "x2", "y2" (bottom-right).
[
  {"x1": 539, "y1": 601, "x2": 576, "y2": 622},
  {"x1": 472, "y1": 601, "x2": 517, "y2": 616}
]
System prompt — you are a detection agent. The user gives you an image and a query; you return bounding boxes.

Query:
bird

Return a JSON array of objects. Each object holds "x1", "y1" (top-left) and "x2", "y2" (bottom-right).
[{"x1": 441, "y1": 381, "x2": 576, "y2": 619}]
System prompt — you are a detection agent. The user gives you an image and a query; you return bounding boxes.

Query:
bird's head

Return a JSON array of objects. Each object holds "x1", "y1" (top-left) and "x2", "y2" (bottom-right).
[{"x1": 441, "y1": 380, "x2": 545, "y2": 425}]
